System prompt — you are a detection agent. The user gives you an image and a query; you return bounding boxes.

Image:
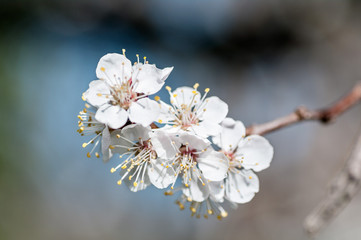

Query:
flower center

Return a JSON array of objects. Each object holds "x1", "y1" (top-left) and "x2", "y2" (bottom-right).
[
  {"x1": 110, "y1": 80, "x2": 138, "y2": 110},
  {"x1": 110, "y1": 137, "x2": 157, "y2": 188},
  {"x1": 175, "y1": 106, "x2": 200, "y2": 130}
]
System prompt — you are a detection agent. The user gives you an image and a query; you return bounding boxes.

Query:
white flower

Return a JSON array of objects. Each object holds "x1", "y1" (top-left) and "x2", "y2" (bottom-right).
[
  {"x1": 83, "y1": 52, "x2": 173, "y2": 129},
  {"x1": 108, "y1": 124, "x2": 177, "y2": 192},
  {"x1": 77, "y1": 102, "x2": 112, "y2": 162},
  {"x1": 212, "y1": 117, "x2": 274, "y2": 204},
  {"x1": 156, "y1": 84, "x2": 228, "y2": 137},
  {"x1": 161, "y1": 132, "x2": 229, "y2": 202}
]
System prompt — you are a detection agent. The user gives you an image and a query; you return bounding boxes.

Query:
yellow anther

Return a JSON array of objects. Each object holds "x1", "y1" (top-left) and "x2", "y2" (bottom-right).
[
  {"x1": 116, "y1": 134, "x2": 121, "y2": 139},
  {"x1": 117, "y1": 180, "x2": 122, "y2": 185},
  {"x1": 187, "y1": 197, "x2": 192, "y2": 202},
  {"x1": 86, "y1": 152, "x2": 91, "y2": 158},
  {"x1": 217, "y1": 215, "x2": 222, "y2": 220},
  {"x1": 81, "y1": 95, "x2": 86, "y2": 101},
  {"x1": 208, "y1": 210, "x2": 213, "y2": 215},
  {"x1": 97, "y1": 93, "x2": 102, "y2": 97},
  {"x1": 100, "y1": 67, "x2": 105, "y2": 72},
  {"x1": 82, "y1": 143, "x2": 88, "y2": 148},
  {"x1": 158, "y1": 119, "x2": 163, "y2": 123},
  {"x1": 121, "y1": 165, "x2": 127, "y2": 169},
  {"x1": 95, "y1": 152, "x2": 100, "y2": 158},
  {"x1": 164, "y1": 191, "x2": 173, "y2": 196},
  {"x1": 109, "y1": 145, "x2": 115, "y2": 149},
  {"x1": 133, "y1": 182, "x2": 138, "y2": 187},
  {"x1": 128, "y1": 176, "x2": 132, "y2": 181},
  {"x1": 205, "y1": 88, "x2": 210, "y2": 93},
  {"x1": 249, "y1": 176, "x2": 252, "y2": 179},
  {"x1": 85, "y1": 103, "x2": 90, "y2": 108},
  {"x1": 190, "y1": 207, "x2": 196, "y2": 213},
  {"x1": 154, "y1": 96, "x2": 160, "y2": 101},
  {"x1": 110, "y1": 168, "x2": 116, "y2": 173},
  {"x1": 173, "y1": 94, "x2": 177, "y2": 98},
  {"x1": 202, "y1": 183, "x2": 205, "y2": 186},
  {"x1": 165, "y1": 165, "x2": 169, "y2": 168},
  {"x1": 256, "y1": 163, "x2": 259, "y2": 165},
  {"x1": 122, "y1": 49, "x2": 126, "y2": 55},
  {"x1": 204, "y1": 214, "x2": 208, "y2": 219},
  {"x1": 179, "y1": 204, "x2": 185, "y2": 210},
  {"x1": 221, "y1": 211, "x2": 228, "y2": 218},
  {"x1": 165, "y1": 86, "x2": 172, "y2": 91},
  {"x1": 193, "y1": 83, "x2": 199, "y2": 89},
  {"x1": 192, "y1": 90, "x2": 197, "y2": 94}
]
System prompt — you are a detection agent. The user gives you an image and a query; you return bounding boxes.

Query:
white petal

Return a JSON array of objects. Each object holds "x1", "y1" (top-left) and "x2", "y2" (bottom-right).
[
  {"x1": 128, "y1": 98, "x2": 160, "y2": 127},
  {"x1": 83, "y1": 80, "x2": 111, "y2": 107},
  {"x1": 157, "y1": 100, "x2": 175, "y2": 123},
  {"x1": 161, "y1": 67, "x2": 173, "y2": 81},
  {"x1": 199, "y1": 96, "x2": 228, "y2": 123},
  {"x1": 178, "y1": 132, "x2": 210, "y2": 151},
  {"x1": 95, "y1": 104, "x2": 128, "y2": 129},
  {"x1": 209, "y1": 181, "x2": 225, "y2": 202},
  {"x1": 109, "y1": 129, "x2": 131, "y2": 155},
  {"x1": 96, "y1": 53, "x2": 132, "y2": 85},
  {"x1": 237, "y1": 135, "x2": 274, "y2": 172},
  {"x1": 198, "y1": 150, "x2": 229, "y2": 181},
  {"x1": 101, "y1": 126, "x2": 113, "y2": 162},
  {"x1": 192, "y1": 121, "x2": 221, "y2": 137},
  {"x1": 147, "y1": 159, "x2": 175, "y2": 189},
  {"x1": 182, "y1": 171, "x2": 209, "y2": 202},
  {"x1": 124, "y1": 168, "x2": 151, "y2": 192},
  {"x1": 132, "y1": 64, "x2": 173, "y2": 95},
  {"x1": 121, "y1": 124, "x2": 151, "y2": 142},
  {"x1": 213, "y1": 118, "x2": 246, "y2": 152},
  {"x1": 225, "y1": 169, "x2": 259, "y2": 204},
  {"x1": 172, "y1": 87, "x2": 201, "y2": 106},
  {"x1": 150, "y1": 130, "x2": 179, "y2": 159}
]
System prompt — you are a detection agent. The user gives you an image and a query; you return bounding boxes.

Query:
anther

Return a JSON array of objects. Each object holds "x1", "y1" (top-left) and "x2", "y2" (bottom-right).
[{"x1": 110, "y1": 168, "x2": 116, "y2": 173}]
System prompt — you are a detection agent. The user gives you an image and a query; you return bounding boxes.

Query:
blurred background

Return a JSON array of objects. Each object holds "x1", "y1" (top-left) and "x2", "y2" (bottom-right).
[{"x1": 1, "y1": 0, "x2": 361, "y2": 239}]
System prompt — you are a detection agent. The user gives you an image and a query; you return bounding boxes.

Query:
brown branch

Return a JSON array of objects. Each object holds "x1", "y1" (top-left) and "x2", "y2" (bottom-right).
[
  {"x1": 246, "y1": 82, "x2": 361, "y2": 136},
  {"x1": 244, "y1": 82, "x2": 361, "y2": 236},
  {"x1": 303, "y1": 131, "x2": 361, "y2": 236}
]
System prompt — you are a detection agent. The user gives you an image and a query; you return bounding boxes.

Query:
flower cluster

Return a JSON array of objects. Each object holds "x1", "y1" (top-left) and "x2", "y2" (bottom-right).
[{"x1": 78, "y1": 51, "x2": 274, "y2": 220}]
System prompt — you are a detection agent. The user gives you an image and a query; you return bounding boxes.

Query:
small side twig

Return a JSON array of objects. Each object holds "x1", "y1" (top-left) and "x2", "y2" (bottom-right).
[
  {"x1": 246, "y1": 82, "x2": 361, "y2": 136},
  {"x1": 303, "y1": 131, "x2": 361, "y2": 236}
]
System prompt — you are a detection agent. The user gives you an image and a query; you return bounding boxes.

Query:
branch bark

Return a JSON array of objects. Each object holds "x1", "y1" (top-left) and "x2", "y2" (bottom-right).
[
  {"x1": 246, "y1": 82, "x2": 361, "y2": 136},
  {"x1": 303, "y1": 131, "x2": 361, "y2": 236}
]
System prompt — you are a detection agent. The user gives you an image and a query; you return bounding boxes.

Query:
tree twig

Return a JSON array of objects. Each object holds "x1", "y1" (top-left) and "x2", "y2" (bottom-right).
[
  {"x1": 246, "y1": 82, "x2": 361, "y2": 136},
  {"x1": 303, "y1": 131, "x2": 361, "y2": 236}
]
